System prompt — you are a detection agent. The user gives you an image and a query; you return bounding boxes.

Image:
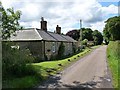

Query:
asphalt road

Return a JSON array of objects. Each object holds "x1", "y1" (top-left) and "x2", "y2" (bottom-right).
[{"x1": 38, "y1": 45, "x2": 113, "y2": 89}]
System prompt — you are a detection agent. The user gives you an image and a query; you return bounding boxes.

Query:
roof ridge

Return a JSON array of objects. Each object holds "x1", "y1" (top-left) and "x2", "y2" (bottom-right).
[
  {"x1": 21, "y1": 28, "x2": 36, "y2": 30},
  {"x1": 34, "y1": 28, "x2": 43, "y2": 40}
]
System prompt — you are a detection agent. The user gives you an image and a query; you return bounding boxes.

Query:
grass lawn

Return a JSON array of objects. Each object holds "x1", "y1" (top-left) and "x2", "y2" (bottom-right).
[
  {"x1": 107, "y1": 41, "x2": 120, "y2": 88},
  {"x1": 2, "y1": 45, "x2": 100, "y2": 88},
  {"x1": 2, "y1": 76, "x2": 40, "y2": 88}
]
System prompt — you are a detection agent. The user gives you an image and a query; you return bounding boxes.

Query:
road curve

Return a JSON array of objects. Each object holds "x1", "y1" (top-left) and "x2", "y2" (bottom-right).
[{"x1": 38, "y1": 45, "x2": 113, "y2": 88}]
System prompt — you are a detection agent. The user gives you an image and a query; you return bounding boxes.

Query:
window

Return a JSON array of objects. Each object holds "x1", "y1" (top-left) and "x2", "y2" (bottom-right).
[{"x1": 52, "y1": 42, "x2": 56, "y2": 53}]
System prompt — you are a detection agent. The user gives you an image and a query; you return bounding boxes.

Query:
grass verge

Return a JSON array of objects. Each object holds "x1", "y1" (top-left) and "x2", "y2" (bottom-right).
[{"x1": 107, "y1": 41, "x2": 120, "y2": 88}]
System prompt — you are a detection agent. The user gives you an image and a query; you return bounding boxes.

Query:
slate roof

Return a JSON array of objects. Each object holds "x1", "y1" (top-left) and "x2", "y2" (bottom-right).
[
  {"x1": 47, "y1": 32, "x2": 68, "y2": 42},
  {"x1": 9, "y1": 29, "x2": 42, "y2": 41},
  {"x1": 37, "y1": 30, "x2": 57, "y2": 41},
  {"x1": 61, "y1": 35, "x2": 77, "y2": 42},
  {"x1": 8, "y1": 28, "x2": 77, "y2": 42}
]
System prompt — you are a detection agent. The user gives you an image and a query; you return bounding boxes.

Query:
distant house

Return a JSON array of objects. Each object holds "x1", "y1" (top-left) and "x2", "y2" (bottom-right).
[{"x1": 5, "y1": 18, "x2": 77, "y2": 61}]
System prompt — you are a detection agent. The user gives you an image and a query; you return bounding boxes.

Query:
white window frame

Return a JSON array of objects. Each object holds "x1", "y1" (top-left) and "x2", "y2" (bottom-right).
[{"x1": 52, "y1": 42, "x2": 56, "y2": 53}]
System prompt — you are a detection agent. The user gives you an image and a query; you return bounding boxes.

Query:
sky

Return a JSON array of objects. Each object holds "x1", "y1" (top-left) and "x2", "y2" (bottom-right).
[{"x1": 1, "y1": 0, "x2": 119, "y2": 34}]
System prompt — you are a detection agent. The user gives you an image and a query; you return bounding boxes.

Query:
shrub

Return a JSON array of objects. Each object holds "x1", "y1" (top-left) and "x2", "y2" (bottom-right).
[
  {"x1": 88, "y1": 42, "x2": 94, "y2": 47},
  {"x1": 82, "y1": 39, "x2": 88, "y2": 46},
  {"x1": 57, "y1": 42, "x2": 65, "y2": 59},
  {"x1": 72, "y1": 44, "x2": 77, "y2": 53},
  {"x1": 2, "y1": 42, "x2": 35, "y2": 78},
  {"x1": 50, "y1": 54, "x2": 56, "y2": 61}
]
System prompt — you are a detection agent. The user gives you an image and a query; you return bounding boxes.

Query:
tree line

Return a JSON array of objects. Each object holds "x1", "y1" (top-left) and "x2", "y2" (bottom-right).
[
  {"x1": 66, "y1": 28, "x2": 103, "y2": 45},
  {"x1": 66, "y1": 16, "x2": 120, "y2": 45}
]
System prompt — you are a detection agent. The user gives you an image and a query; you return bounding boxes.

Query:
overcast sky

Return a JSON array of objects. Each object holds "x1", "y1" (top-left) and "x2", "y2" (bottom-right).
[{"x1": 1, "y1": 0, "x2": 119, "y2": 34}]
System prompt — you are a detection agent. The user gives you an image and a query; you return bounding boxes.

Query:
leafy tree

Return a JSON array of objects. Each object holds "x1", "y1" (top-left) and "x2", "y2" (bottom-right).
[
  {"x1": 66, "y1": 28, "x2": 93, "y2": 41},
  {"x1": 1, "y1": 2, "x2": 35, "y2": 78},
  {"x1": 81, "y1": 28, "x2": 93, "y2": 41},
  {"x1": 92, "y1": 30, "x2": 103, "y2": 45},
  {"x1": 0, "y1": 2, "x2": 21, "y2": 39},
  {"x1": 103, "y1": 28, "x2": 110, "y2": 44},
  {"x1": 66, "y1": 29, "x2": 80, "y2": 41},
  {"x1": 103, "y1": 16, "x2": 120, "y2": 42}
]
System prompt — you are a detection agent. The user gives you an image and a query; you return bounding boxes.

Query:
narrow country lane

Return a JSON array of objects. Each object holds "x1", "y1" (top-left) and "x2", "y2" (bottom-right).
[{"x1": 38, "y1": 45, "x2": 113, "y2": 89}]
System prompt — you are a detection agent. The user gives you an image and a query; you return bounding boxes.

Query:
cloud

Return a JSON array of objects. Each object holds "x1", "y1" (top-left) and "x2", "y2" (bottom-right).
[
  {"x1": 1, "y1": 0, "x2": 118, "y2": 34},
  {"x1": 90, "y1": 21, "x2": 106, "y2": 33},
  {"x1": 101, "y1": 4, "x2": 118, "y2": 15}
]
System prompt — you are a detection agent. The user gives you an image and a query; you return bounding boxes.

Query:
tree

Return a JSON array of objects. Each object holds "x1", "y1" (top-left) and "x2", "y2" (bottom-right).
[
  {"x1": 92, "y1": 30, "x2": 103, "y2": 45},
  {"x1": 103, "y1": 16, "x2": 120, "y2": 42},
  {"x1": 0, "y1": 2, "x2": 21, "y2": 39},
  {"x1": 103, "y1": 28, "x2": 111, "y2": 44},
  {"x1": 1, "y1": 2, "x2": 35, "y2": 78},
  {"x1": 81, "y1": 28, "x2": 93, "y2": 41},
  {"x1": 66, "y1": 29, "x2": 80, "y2": 41},
  {"x1": 66, "y1": 28, "x2": 93, "y2": 41}
]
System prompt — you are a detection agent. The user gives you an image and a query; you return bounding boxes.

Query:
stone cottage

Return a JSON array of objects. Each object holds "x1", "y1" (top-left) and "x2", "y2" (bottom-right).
[{"x1": 7, "y1": 18, "x2": 77, "y2": 61}]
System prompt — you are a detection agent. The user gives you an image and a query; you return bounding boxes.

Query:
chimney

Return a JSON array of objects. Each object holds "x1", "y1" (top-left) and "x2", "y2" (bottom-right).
[
  {"x1": 41, "y1": 17, "x2": 47, "y2": 31},
  {"x1": 56, "y1": 25, "x2": 61, "y2": 34}
]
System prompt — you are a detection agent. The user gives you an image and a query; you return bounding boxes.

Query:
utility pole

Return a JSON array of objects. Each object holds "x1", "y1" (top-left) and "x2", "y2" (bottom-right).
[
  {"x1": 80, "y1": 19, "x2": 82, "y2": 41},
  {"x1": 78, "y1": 19, "x2": 82, "y2": 46}
]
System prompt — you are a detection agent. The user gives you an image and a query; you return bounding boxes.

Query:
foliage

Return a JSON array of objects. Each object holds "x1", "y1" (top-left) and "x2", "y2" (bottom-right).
[
  {"x1": 66, "y1": 30, "x2": 80, "y2": 41},
  {"x1": 2, "y1": 42, "x2": 35, "y2": 78},
  {"x1": 103, "y1": 16, "x2": 120, "y2": 43},
  {"x1": 92, "y1": 30, "x2": 103, "y2": 45},
  {"x1": 0, "y1": 2, "x2": 22, "y2": 39},
  {"x1": 72, "y1": 43, "x2": 77, "y2": 53},
  {"x1": 82, "y1": 39, "x2": 88, "y2": 46},
  {"x1": 107, "y1": 41, "x2": 120, "y2": 88},
  {"x1": 1, "y1": 2, "x2": 42, "y2": 88},
  {"x1": 50, "y1": 54, "x2": 57, "y2": 61},
  {"x1": 2, "y1": 76, "x2": 40, "y2": 88},
  {"x1": 66, "y1": 28, "x2": 93, "y2": 41},
  {"x1": 87, "y1": 41, "x2": 94, "y2": 47},
  {"x1": 81, "y1": 28, "x2": 93, "y2": 41},
  {"x1": 57, "y1": 42, "x2": 65, "y2": 59}
]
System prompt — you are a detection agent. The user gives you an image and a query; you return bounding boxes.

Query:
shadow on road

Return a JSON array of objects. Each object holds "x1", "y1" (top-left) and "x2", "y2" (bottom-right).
[
  {"x1": 37, "y1": 73, "x2": 100, "y2": 89},
  {"x1": 36, "y1": 73, "x2": 114, "y2": 90}
]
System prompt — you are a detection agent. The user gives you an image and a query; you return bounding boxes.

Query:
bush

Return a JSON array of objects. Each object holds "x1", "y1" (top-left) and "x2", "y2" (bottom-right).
[
  {"x1": 56, "y1": 42, "x2": 65, "y2": 59},
  {"x1": 107, "y1": 41, "x2": 120, "y2": 59},
  {"x1": 2, "y1": 42, "x2": 35, "y2": 78},
  {"x1": 72, "y1": 44, "x2": 77, "y2": 53},
  {"x1": 50, "y1": 54, "x2": 56, "y2": 60},
  {"x1": 87, "y1": 42, "x2": 94, "y2": 47},
  {"x1": 82, "y1": 39, "x2": 88, "y2": 46}
]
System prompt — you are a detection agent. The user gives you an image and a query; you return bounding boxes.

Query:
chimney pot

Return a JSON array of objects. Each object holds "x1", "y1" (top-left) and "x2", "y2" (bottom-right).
[
  {"x1": 56, "y1": 25, "x2": 61, "y2": 34},
  {"x1": 40, "y1": 17, "x2": 47, "y2": 31}
]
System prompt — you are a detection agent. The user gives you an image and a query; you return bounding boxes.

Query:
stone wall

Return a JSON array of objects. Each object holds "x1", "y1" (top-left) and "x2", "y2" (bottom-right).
[
  {"x1": 14, "y1": 41, "x2": 45, "y2": 61},
  {"x1": 64, "y1": 42, "x2": 73, "y2": 56},
  {"x1": 9, "y1": 41, "x2": 77, "y2": 61}
]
